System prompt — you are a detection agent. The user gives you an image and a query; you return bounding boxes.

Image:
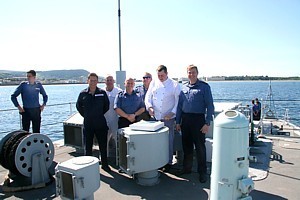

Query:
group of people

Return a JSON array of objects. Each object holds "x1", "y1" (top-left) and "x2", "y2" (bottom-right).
[{"x1": 11, "y1": 65, "x2": 215, "y2": 183}]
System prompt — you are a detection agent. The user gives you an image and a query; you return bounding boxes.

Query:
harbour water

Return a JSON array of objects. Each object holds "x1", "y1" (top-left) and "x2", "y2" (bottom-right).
[{"x1": 1, "y1": 81, "x2": 299, "y2": 141}]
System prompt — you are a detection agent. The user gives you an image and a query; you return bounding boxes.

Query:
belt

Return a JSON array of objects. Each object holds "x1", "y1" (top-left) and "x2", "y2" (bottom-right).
[{"x1": 182, "y1": 113, "x2": 205, "y2": 116}]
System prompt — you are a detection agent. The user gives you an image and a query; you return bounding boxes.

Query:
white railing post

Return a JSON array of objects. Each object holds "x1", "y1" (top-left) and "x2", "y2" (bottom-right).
[{"x1": 69, "y1": 102, "x2": 73, "y2": 115}]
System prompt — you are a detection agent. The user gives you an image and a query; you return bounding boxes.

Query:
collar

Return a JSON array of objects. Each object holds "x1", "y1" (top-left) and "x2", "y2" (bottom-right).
[
  {"x1": 124, "y1": 90, "x2": 136, "y2": 96},
  {"x1": 26, "y1": 81, "x2": 37, "y2": 85},
  {"x1": 87, "y1": 87, "x2": 99, "y2": 94},
  {"x1": 187, "y1": 79, "x2": 200, "y2": 87}
]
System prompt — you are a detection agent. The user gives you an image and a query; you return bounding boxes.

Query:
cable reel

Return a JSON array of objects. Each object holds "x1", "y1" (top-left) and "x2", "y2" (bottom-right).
[{"x1": 0, "y1": 130, "x2": 54, "y2": 189}]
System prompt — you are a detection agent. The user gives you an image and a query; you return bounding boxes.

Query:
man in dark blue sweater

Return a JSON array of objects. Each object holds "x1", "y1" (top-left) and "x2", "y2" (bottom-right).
[
  {"x1": 11, "y1": 70, "x2": 48, "y2": 133},
  {"x1": 176, "y1": 65, "x2": 214, "y2": 183},
  {"x1": 76, "y1": 73, "x2": 111, "y2": 172}
]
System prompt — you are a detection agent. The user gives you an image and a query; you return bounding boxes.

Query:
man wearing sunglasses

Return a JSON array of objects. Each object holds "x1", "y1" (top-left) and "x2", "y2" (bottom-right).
[
  {"x1": 135, "y1": 72, "x2": 152, "y2": 121},
  {"x1": 136, "y1": 72, "x2": 152, "y2": 100}
]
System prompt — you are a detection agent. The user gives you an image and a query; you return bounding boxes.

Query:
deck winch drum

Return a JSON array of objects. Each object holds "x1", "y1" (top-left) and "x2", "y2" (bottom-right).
[{"x1": 0, "y1": 130, "x2": 54, "y2": 177}]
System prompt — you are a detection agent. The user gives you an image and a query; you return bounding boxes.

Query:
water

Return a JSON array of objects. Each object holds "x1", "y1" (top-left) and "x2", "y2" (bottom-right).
[
  {"x1": 1, "y1": 81, "x2": 300, "y2": 141},
  {"x1": 0, "y1": 83, "x2": 91, "y2": 141}
]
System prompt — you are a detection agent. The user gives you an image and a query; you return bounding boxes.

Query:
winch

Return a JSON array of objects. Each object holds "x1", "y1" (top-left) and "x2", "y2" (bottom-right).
[{"x1": 0, "y1": 130, "x2": 54, "y2": 191}]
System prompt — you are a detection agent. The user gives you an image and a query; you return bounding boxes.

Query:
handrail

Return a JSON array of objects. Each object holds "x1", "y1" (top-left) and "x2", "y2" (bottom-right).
[
  {"x1": 0, "y1": 102, "x2": 77, "y2": 135},
  {"x1": 1, "y1": 100, "x2": 299, "y2": 136},
  {"x1": 0, "y1": 102, "x2": 77, "y2": 112},
  {"x1": 1, "y1": 99, "x2": 300, "y2": 112},
  {"x1": 213, "y1": 99, "x2": 300, "y2": 102}
]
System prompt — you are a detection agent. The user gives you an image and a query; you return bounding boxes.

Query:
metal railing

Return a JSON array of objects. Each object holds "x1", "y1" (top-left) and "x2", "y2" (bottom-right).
[
  {"x1": 1, "y1": 99, "x2": 300, "y2": 136},
  {"x1": 0, "y1": 102, "x2": 76, "y2": 113},
  {"x1": 0, "y1": 102, "x2": 76, "y2": 135}
]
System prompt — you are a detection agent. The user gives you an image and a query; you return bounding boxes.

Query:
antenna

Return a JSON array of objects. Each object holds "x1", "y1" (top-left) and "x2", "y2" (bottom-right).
[
  {"x1": 265, "y1": 80, "x2": 277, "y2": 119},
  {"x1": 116, "y1": 0, "x2": 126, "y2": 89},
  {"x1": 118, "y1": 0, "x2": 122, "y2": 71}
]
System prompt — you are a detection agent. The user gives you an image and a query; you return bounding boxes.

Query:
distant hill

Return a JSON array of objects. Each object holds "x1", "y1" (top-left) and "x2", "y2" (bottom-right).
[
  {"x1": 224, "y1": 75, "x2": 300, "y2": 81},
  {"x1": 0, "y1": 70, "x2": 25, "y2": 78},
  {"x1": 0, "y1": 69, "x2": 90, "y2": 80},
  {"x1": 38, "y1": 69, "x2": 90, "y2": 80}
]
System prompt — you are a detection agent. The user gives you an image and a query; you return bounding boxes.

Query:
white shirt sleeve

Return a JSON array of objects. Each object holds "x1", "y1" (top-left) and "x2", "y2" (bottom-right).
[
  {"x1": 145, "y1": 80, "x2": 154, "y2": 110},
  {"x1": 171, "y1": 82, "x2": 181, "y2": 115}
]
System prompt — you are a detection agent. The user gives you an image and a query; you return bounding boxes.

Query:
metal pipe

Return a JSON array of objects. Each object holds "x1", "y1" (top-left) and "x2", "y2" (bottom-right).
[
  {"x1": 69, "y1": 102, "x2": 73, "y2": 115},
  {"x1": 118, "y1": 0, "x2": 122, "y2": 71}
]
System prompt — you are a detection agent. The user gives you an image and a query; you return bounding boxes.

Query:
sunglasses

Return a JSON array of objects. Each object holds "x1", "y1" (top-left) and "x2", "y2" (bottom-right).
[{"x1": 143, "y1": 76, "x2": 151, "y2": 79}]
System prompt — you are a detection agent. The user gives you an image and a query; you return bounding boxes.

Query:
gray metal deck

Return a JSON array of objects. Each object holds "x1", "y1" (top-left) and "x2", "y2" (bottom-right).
[{"x1": 1, "y1": 119, "x2": 300, "y2": 200}]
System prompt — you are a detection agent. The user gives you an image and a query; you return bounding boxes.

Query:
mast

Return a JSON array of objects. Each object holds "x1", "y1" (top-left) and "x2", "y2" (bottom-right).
[
  {"x1": 116, "y1": 0, "x2": 126, "y2": 89},
  {"x1": 118, "y1": 0, "x2": 122, "y2": 71},
  {"x1": 265, "y1": 80, "x2": 277, "y2": 119}
]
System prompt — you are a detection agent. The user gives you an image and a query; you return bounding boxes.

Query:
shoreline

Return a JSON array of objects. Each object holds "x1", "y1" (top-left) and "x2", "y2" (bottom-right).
[
  {"x1": 0, "y1": 82, "x2": 88, "y2": 86},
  {"x1": 1, "y1": 79, "x2": 300, "y2": 86}
]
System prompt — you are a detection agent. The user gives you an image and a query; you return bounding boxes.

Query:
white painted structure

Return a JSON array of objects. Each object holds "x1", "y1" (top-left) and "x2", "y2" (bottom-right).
[
  {"x1": 55, "y1": 156, "x2": 100, "y2": 200},
  {"x1": 210, "y1": 110, "x2": 254, "y2": 200},
  {"x1": 118, "y1": 121, "x2": 169, "y2": 186}
]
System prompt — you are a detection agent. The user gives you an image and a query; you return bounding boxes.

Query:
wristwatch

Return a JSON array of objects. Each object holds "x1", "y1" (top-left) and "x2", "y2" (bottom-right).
[{"x1": 205, "y1": 122, "x2": 210, "y2": 126}]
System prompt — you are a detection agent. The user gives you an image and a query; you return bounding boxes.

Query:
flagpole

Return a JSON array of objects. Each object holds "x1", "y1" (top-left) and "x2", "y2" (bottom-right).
[
  {"x1": 118, "y1": 0, "x2": 122, "y2": 71},
  {"x1": 116, "y1": 0, "x2": 126, "y2": 89}
]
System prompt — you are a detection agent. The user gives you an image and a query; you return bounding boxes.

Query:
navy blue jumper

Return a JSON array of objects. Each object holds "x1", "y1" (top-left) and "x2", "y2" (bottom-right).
[
  {"x1": 114, "y1": 90, "x2": 145, "y2": 128},
  {"x1": 76, "y1": 87, "x2": 110, "y2": 166},
  {"x1": 11, "y1": 81, "x2": 48, "y2": 133},
  {"x1": 176, "y1": 79, "x2": 214, "y2": 175}
]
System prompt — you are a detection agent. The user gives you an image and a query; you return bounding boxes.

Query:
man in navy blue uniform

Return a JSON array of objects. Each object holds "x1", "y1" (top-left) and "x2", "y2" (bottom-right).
[
  {"x1": 135, "y1": 72, "x2": 152, "y2": 121},
  {"x1": 135, "y1": 72, "x2": 152, "y2": 101},
  {"x1": 255, "y1": 98, "x2": 262, "y2": 120},
  {"x1": 11, "y1": 70, "x2": 48, "y2": 133},
  {"x1": 176, "y1": 65, "x2": 214, "y2": 183},
  {"x1": 114, "y1": 77, "x2": 145, "y2": 128},
  {"x1": 76, "y1": 73, "x2": 111, "y2": 172}
]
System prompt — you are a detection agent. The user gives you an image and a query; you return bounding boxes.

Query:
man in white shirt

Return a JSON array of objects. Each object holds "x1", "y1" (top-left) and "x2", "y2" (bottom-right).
[
  {"x1": 145, "y1": 65, "x2": 181, "y2": 172},
  {"x1": 102, "y1": 75, "x2": 122, "y2": 158}
]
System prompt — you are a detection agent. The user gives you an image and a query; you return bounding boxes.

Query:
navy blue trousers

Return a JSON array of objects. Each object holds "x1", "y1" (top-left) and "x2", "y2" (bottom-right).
[
  {"x1": 21, "y1": 107, "x2": 41, "y2": 133},
  {"x1": 84, "y1": 127, "x2": 108, "y2": 166},
  {"x1": 181, "y1": 113, "x2": 207, "y2": 174}
]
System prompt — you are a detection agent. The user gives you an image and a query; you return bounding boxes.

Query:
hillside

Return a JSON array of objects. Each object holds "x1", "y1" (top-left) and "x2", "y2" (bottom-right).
[
  {"x1": 0, "y1": 69, "x2": 90, "y2": 80},
  {"x1": 38, "y1": 69, "x2": 90, "y2": 80}
]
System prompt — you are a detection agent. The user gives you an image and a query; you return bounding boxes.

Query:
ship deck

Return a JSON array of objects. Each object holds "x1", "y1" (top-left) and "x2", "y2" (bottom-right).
[{"x1": 1, "y1": 120, "x2": 300, "y2": 200}]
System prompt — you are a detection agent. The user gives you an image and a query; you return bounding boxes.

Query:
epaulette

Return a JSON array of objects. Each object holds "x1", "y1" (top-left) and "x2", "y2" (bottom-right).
[
  {"x1": 117, "y1": 90, "x2": 125, "y2": 96},
  {"x1": 81, "y1": 88, "x2": 89, "y2": 93},
  {"x1": 135, "y1": 86, "x2": 141, "y2": 93},
  {"x1": 183, "y1": 81, "x2": 189, "y2": 85}
]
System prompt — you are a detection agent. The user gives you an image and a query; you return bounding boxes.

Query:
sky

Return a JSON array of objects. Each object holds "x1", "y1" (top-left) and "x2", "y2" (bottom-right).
[{"x1": 0, "y1": 0, "x2": 299, "y2": 78}]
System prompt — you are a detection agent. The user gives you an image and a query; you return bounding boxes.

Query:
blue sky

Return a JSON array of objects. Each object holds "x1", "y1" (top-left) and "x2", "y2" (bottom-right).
[{"x1": 0, "y1": 0, "x2": 299, "y2": 78}]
